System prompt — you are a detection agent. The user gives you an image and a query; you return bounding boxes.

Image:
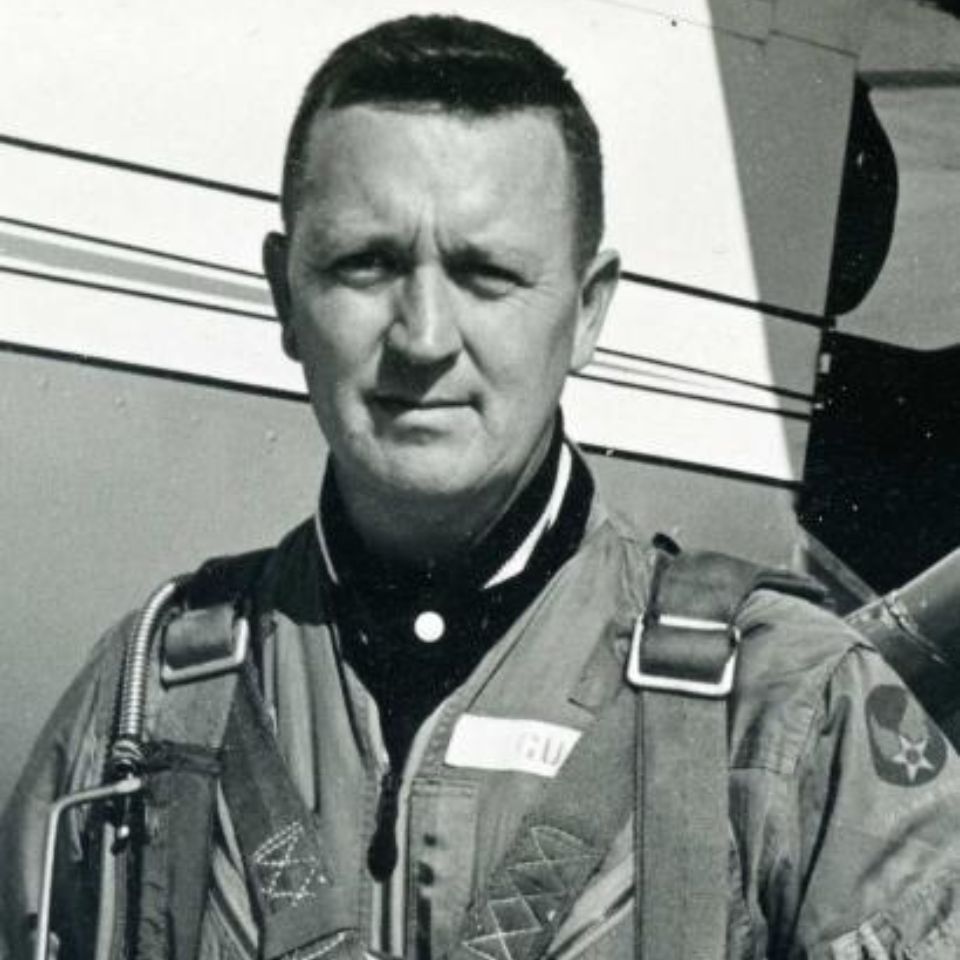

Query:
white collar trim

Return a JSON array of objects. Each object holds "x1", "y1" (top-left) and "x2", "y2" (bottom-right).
[{"x1": 313, "y1": 442, "x2": 573, "y2": 591}]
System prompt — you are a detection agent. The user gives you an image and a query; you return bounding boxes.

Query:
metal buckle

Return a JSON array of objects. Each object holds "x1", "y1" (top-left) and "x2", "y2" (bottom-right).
[
  {"x1": 626, "y1": 611, "x2": 740, "y2": 698},
  {"x1": 161, "y1": 615, "x2": 250, "y2": 686}
]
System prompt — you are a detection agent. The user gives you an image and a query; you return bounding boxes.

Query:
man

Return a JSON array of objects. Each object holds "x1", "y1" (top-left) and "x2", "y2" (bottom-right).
[{"x1": 4, "y1": 14, "x2": 960, "y2": 960}]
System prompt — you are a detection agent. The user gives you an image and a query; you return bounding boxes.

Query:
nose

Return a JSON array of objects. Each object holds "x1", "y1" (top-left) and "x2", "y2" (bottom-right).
[{"x1": 386, "y1": 266, "x2": 463, "y2": 365}]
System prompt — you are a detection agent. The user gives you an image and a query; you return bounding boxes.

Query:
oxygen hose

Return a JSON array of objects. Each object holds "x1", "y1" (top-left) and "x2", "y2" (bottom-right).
[{"x1": 109, "y1": 577, "x2": 183, "y2": 777}]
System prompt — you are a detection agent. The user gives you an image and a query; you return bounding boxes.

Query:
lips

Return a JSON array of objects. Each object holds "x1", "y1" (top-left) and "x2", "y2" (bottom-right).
[{"x1": 372, "y1": 394, "x2": 470, "y2": 412}]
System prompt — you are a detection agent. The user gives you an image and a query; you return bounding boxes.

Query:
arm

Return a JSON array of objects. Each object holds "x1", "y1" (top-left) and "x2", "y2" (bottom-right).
[
  {"x1": 0, "y1": 619, "x2": 129, "y2": 960},
  {"x1": 735, "y1": 597, "x2": 960, "y2": 959}
]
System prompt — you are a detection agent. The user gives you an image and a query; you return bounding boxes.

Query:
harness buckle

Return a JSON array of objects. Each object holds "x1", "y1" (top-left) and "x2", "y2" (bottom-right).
[
  {"x1": 161, "y1": 615, "x2": 250, "y2": 686},
  {"x1": 626, "y1": 611, "x2": 740, "y2": 698}
]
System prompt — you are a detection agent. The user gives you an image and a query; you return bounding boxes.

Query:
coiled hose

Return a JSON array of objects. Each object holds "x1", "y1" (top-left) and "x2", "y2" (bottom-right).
[{"x1": 109, "y1": 577, "x2": 183, "y2": 778}]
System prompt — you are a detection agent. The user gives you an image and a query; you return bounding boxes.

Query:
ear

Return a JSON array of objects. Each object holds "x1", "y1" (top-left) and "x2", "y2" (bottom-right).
[
  {"x1": 263, "y1": 231, "x2": 299, "y2": 360},
  {"x1": 570, "y1": 248, "x2": 620, "y2": 372}
]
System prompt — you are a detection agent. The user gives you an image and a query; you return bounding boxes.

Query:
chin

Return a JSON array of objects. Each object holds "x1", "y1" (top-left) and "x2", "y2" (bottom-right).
[{"x1": 375, "y1": 464, "x2": 477, "y2": 503}]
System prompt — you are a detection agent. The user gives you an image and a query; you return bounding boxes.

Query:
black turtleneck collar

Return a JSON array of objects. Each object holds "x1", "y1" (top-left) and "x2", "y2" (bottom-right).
[
  {"x1": 322, "y1": 421, "x2": 566, "y2": 595},
  {"x1": 317, "y1": 418, "x2": 594, "y2": 766}
]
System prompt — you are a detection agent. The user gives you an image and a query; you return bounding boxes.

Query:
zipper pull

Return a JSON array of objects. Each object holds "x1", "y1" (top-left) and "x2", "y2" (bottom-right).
[{"x1": 368, "y1": 770, "x2": 401, "y2": 881}]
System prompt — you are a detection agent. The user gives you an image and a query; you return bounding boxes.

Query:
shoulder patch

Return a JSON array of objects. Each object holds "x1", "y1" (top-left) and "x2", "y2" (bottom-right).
[{"x1": 866, "y1": 685, "x2": 947, "y2": 787}]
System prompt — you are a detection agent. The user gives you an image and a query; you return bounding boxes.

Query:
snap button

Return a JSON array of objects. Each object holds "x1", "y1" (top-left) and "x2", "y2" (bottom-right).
[{"x1": 414, "y1": 611, "x2": 445, "y2": 643}]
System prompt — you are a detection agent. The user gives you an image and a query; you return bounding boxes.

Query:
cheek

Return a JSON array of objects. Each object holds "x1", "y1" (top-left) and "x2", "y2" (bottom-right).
[
  {"x1": 293, "y1": 295, "x2": 383, "y2": 378},
  {"x1": 497, "y1": 315, "x2": 578, "y2": 393},
  {"x1": 479, "y1": 330, "x2": 574, "y2": 434}
]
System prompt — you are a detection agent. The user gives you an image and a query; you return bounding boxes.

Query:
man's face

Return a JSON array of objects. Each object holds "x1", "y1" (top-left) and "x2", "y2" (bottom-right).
[{"x1": 267, "y1": 104, "x2": 617, "y2": 512}]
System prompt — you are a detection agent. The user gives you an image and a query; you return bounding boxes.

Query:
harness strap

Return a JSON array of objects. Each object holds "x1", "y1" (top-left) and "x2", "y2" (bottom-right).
[
  {"x1": 131, "y1": 616, "x2": 251, "y2": 960},
  {"x1": 134, "y1": 744, "x2": 224, "y2": 960},
  {"x1": 124, "y1": 534, "x2": 823, "y2": 960},
  {"x1": 631, "y1": 546, "x2": 824, "y2": 960},
  {"x1": 220, "y1": 666, "x2": 355, "y2": 960},
  {"x1": 118, "y1": 549, "x2": 273, "y2": 960},
  {"x1": 122, "y1": 536, "x2": 363, "y2": 960}
]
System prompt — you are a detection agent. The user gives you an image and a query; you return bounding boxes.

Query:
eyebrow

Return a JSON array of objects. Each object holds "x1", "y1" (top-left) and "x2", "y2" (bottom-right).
[
  {"x1": 296, "y1": 221, "x2": 406, "y2": 257},
  {"x1": 294, "y1": 209, "x2": 545, "y2": 270},
  {"x1": 444, "y1": 240, "x2": 537, "y2": 270}
]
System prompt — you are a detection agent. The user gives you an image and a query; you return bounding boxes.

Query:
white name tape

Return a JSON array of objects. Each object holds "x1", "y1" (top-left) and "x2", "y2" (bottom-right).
[{"x1": 445, "y1": 715, "x2": 582, "y2": 779}]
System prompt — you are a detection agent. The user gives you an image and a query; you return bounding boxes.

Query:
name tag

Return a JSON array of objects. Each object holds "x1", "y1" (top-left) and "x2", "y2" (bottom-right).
[{"x1": 445, "y1": 714, "x2": 582, "y2": 778}]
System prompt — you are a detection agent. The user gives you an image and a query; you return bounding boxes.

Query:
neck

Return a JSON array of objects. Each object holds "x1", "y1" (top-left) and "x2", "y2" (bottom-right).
[{"x1": 332, "y1": 430, "x2": 556, "y2": 569}]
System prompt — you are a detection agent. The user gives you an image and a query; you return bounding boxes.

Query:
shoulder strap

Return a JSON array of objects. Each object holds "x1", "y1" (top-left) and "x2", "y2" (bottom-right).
[
  {"x1": 630, "y1": 540, "x2": 825, "y2": 960},
  {"x1": 142, "y1": 537, "x2": 364, "y2": 960},
  {"x1": 159, "y1": 547, "x2": 274, "y2": 687},
  {"x1": 120, "y1": 547, "x2": 275, "y2": 960}
]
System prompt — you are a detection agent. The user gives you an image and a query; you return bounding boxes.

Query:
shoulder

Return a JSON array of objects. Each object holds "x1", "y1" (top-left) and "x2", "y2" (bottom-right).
[
  {"x1": 13, "y1": 520, "x2": 315, "y2": 796},
  {"x1": 575, "y1": 516, "x2": 884, "y2": 779},
  {"x1": 729, "y1": 591, "x2": 960, "y2": 957},
  {"x1": 730, "y1": 585, "x2": 885, "y2": 774},
  {"x1": 10, "y1": 611, "x2": 135, "y2": 799},
  {"x1": 737, "y1": 586, "x2": 870, "y2": 679}
]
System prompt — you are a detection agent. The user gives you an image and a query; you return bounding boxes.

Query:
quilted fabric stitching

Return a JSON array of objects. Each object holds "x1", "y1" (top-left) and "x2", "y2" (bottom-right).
[
  {"x1": 253, "y1": 821, "x2": 328, "y2": 908},
  {"x1": 463, "y1": 826, "x2": 595, "y2": 960}
]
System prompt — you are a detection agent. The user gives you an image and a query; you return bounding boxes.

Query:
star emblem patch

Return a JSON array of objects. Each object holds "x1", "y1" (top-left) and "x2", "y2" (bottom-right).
[{"x1": 866, "y1": 685, "x2": 947, "y2": 787}]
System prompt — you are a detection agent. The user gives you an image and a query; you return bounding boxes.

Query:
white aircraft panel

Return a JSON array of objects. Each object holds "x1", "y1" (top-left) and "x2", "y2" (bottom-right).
[
  {"x1": 0, "y1": 274, "x2": 301, "y2": 395},
  {"x1": 601, "y1": 280, "x2": 820, "y2": 397},
  {"x1": 562, "y1": 375, "x2": 805, "y2": 482}
]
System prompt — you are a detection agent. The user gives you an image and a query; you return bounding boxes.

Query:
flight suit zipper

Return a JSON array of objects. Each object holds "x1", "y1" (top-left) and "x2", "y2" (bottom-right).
[
  {"x1": 366, "y1": 699, "x2": 447, "y2": 957},
  {"x1": 369, "y1": 769, "x2": 402, "y2": 879}
]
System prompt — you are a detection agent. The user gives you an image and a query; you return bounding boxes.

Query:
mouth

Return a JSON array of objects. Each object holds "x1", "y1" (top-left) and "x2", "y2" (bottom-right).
[{"x1": 372, "y1": 395, "x2": 471, "y2": 414}]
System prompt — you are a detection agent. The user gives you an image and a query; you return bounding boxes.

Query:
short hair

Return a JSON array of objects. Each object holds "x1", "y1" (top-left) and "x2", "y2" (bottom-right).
[{"x1": 281, "y1": 14, "x2": 604, "y2": 269}]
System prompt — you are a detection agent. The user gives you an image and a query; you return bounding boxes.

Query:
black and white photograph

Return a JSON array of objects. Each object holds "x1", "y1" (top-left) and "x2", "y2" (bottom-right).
[{"x1": 1, "y1": 1, "x2": 959, "y2": 957}]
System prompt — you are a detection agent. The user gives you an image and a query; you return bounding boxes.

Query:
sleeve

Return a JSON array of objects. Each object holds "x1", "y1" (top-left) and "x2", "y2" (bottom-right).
[
  {"x1": 0, "y1": 617, "x2": 130, "y2": 960},
  {"x1": 770, "y1": 639, "x2": 960, "y2": 959}
]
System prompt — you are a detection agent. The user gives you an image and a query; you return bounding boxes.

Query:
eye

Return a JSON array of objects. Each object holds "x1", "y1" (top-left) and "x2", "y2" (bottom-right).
[
  {"x1": 452, "y1": 260, "x2": 526, "y2": 299},
  {"x1": 330, "y1": 250, "x2": 401, "y2": 288}
]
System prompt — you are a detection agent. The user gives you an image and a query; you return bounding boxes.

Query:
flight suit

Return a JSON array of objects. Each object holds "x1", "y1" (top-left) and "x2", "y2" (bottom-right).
[{"x1": 4, "y1": 497, "x2": 960, "y2": 960}]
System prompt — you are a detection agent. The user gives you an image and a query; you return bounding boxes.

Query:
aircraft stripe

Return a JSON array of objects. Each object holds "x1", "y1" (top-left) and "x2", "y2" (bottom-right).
[
  {"x1": 621, "y1": 269, "x2": 829, "y2": 330},
  {"x1": 0, "y1": 260, "x2": 810, "y2": 418},
  {"x1": 0, "y1": 265, "x2": 274, "y2": 322},
  {"x1": 0, "y1": 338, "x2": 304, "y2": 404},
  {"x1": 0, "y1": 214, "x2": 264, "y2": 280},
  {"x1": 0, "y1": 133, "x2": 277, "y2": 203},
  {"x1": 595, "y1": 346, "x2": 815, "y2": 403},
  {"x1": 576, "y1": 371, "x2": 811, "y2": 422}
]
